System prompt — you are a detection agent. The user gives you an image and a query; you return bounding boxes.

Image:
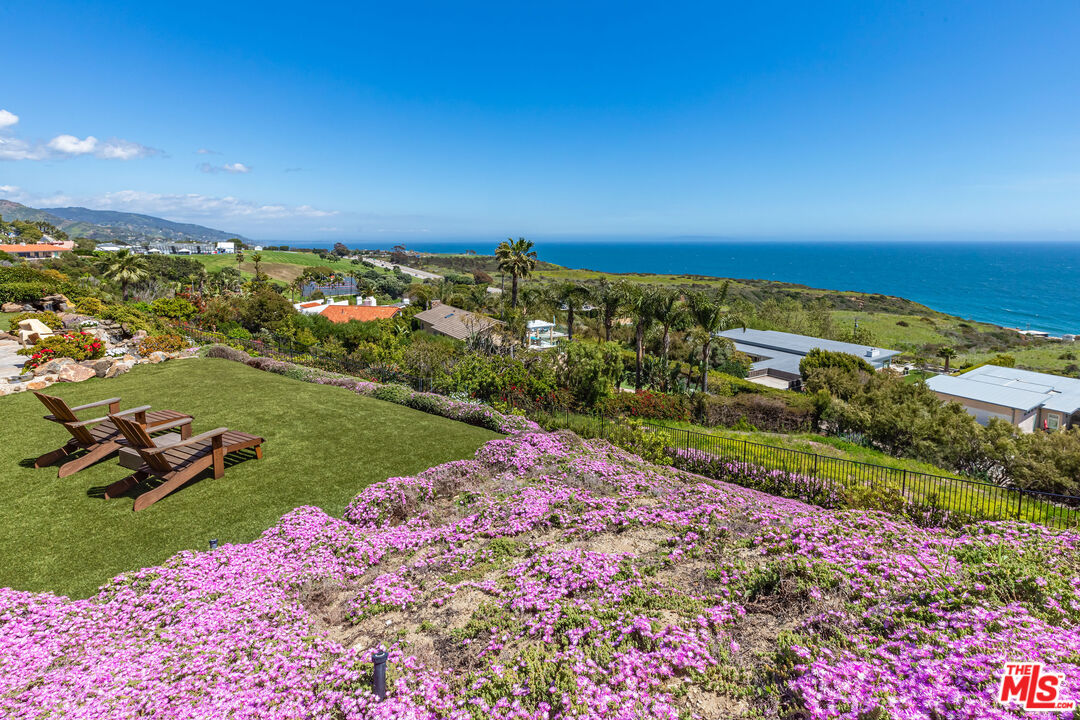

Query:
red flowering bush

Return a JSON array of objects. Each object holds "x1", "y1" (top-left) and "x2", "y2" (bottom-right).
[{"x1": 17, "y1": 331, "x2": 105, "y2": 372}]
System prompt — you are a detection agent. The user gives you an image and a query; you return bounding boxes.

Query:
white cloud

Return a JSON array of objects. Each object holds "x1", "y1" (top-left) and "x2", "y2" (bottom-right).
[
  {"x1": 0, "y1": 109, "x2": 157, "y2": 161},
  {"x1": 94, "y1": 190, "x2": 336, "y2": 220},
  {"x1": 48, "y1": 134, "x2": 99, "y2": 155},
  {"x1": 0, "y1": 184, "x2": 19, "y2": 195},
  {"x1": 199, "y1": 161, "x2": 252, "y2": 174},
  {"x1": 195, "y1": 148, "x2": 219, "y2": 155},
  {"x1": 97, "y1": 139, "x2": 157, "y2": 160},
  {"x1": 0, "y1": 136, "x2": 45, "y2": 160}
]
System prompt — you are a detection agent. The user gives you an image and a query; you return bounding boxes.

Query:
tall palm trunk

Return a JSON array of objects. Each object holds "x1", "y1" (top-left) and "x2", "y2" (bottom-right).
[
  {"x1": 701, "y1": 339, "x2": 711, "y2": 393},
  {"x1": 635, "y1": 323, "x2": 646, "y2": 390},
  {"x1": 661, "y1": 324, "x2": 672, "y2": 390},
  {"x1": 511, "y1": 274, "x2": 519, "y2": 308},
  {"x1": 567, "y1": 306, "x2": 575, "y2": 341}
]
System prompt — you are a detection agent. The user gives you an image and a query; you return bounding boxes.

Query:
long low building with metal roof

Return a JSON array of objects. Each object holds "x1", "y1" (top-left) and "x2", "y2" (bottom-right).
[
  {"x1": 926, "y1": 365, "x2": 1080, "y2": 432},
  {"x1": 716, "y1": 328, "x2": 900, "y2": 390}
]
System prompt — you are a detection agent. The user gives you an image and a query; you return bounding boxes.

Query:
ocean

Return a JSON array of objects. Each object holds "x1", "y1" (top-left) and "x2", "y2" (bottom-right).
[{"x1": 289, "y1": 239, "x2": 1080, "y2": 335}]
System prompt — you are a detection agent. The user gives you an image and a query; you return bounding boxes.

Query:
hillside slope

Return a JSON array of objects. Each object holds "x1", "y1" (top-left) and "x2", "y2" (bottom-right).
[
  {"x1": 1, "y1": 431, "x2": 1076, "y2": 718},
  {"x1": 0, "y1": 199, "x2": 249, "y2": 244}
]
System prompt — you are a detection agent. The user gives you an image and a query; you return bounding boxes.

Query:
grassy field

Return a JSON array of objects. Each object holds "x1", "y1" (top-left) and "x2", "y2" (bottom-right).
[
  {"x1": 188, "y1": 250, "x2": 351, "y2": 284},
  {"x1": 1, "y1": 312, "x2": 18, "y2": 332},
  {"x1": 0, "y1": 358, "x2": 498, "y2": 598},
  {"x1": 831, "y1": 310, "x2": 1018, "y2": 351},
  {"x1": 959, "y1": 344, "x2": 1080, "y2": 376}
]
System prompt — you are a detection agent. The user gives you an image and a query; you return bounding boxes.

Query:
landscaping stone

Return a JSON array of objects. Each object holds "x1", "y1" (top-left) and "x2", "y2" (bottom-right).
[
  {"x1": 35, "y1": 358, "x2": 76, "y2": 377},
  {"x1": 57, "y1": 364, "x2": 96, "y2": 383},
  {"x1": 104, "y1": 361, "x2": 133, "y2": 379},
  {"x1": 1, "y1": 302, "x2": 30, "y2": 313},
  {"x1": 132, "y1": 329, "x2": 149, "y2": 343},
  {"x1": 147, "y1": 351, "x2": 167, "y2": 364},
  {"x1": 91, "y1": 358, "x2": 114, "y2": 377},
  {"x1": 25, "y1": 378, "x2": 51, "y2": 390},
  {"x1": 0, "y1": 332, "x2": 16, "y2": 342}
]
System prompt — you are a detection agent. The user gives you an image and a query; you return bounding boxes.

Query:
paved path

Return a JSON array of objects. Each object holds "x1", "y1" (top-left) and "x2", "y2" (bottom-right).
[
  {"x1": 0, "y1": 340, "x2": 27, "y2": 382},
  {"x1": 364, "y1": 258, "x2": 443, "y2": 281}
]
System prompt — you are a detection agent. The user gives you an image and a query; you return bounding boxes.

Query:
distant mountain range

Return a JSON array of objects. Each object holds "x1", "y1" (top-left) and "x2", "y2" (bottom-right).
[{"x1": 0, "y1": 199, "x2": 250, "y2": 244}]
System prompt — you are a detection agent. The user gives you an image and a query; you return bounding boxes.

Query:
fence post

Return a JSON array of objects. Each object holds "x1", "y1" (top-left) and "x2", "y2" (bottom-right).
[
  {"x1": 1016, "y1": 490, "x2": 1023, "y2": 521},
  {"x1": 900, "y1": 470, "x2": 907, "y2": 499}
]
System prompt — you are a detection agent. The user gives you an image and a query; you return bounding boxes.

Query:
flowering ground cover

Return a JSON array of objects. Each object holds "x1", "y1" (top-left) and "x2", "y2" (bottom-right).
[{"x1": 2, "y1": 430, "x2": 1078, "y2": 718}]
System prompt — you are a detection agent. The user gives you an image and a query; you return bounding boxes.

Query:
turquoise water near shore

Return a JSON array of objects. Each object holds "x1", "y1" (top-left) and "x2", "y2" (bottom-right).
[{"x1": 298, "y1": 239, "x2": 1080, "y2": 335}]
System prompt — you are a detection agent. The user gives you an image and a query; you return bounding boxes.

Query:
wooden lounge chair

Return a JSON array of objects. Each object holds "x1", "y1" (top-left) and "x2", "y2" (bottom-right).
[
  {"x1": 105, "y1": 413, "x2": 264, "y2": 511},
  {"x1": 33, "y1": 392, "x2": 192, "y2": 478}
]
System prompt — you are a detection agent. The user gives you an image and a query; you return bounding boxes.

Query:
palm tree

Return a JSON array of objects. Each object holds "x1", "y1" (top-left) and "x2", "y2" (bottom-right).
[
  {"x1": 288, "y1": 276, "x2": 306, "y2": 301},
  {"x1": 100, "y1": 249, "x2": 149, "y2": 301},
  {"x1": 938, "y1": 347, "x2": 957, "y2": 373},
  {"x1": 624, "y1": 285, "x2": 659, "y2": 390},
  {"x1": 250, "y1": 252, "x2": 265, "y2": 286},
  {"x1": 591, "y1": 280, "x2": 627, "y2": 342},
  {"x1": 688, "y1": 283, "x2": 744, "y2": 393},
  {"x1": 235, "y1": 248, "x2": 245, "y2": 273},
  {"x1": 652, "y1": 288, "x2": 685, "y2": 389},
  {"x1": 494, "y1": 237, "x2": 537, "y2": 308},
  {"x1": 553, "y1": 281, "x2": 590, "y2": 341}
]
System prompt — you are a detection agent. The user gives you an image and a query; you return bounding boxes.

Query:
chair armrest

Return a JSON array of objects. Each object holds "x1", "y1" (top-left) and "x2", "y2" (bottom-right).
[
  {"x1": 68, "y1": 415, "x2": 109, "y2": 428},
  {"x1": 69, "y1": 397, "x2": 122, "y2": 413},
  {"x1": 141, "y1": 428, "x2": 228, "y2": 455},
  {"x1": 112, "y1": 405, "x2": 153, "y2": 418},
  {"x1": 145, "y1": 417, "x2": 193, "y2": 432}
]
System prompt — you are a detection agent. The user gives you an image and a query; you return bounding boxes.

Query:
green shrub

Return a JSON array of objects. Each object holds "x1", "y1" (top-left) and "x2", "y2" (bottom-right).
[
  {"x1": 150, "y1": 297, "x2": 198, "y2": 321},
  {"x1": 7, "y1": 311, "x2": 63, "y2": 331},
  {"x1": 17, "y1": 331, "x2": 106, "y2": 372},
  {"x1": 373, "y1": 383, "x2": 413, "y2": 405},
  {"x1": 74, "y1": 297, "x2": 106, "y2": 316},
  {"x1": 799, "y1": 348, "x2": 875, "y2": 380},
  {"x1": 137, "y1": 334, "x2": 186, "y2": 355}
]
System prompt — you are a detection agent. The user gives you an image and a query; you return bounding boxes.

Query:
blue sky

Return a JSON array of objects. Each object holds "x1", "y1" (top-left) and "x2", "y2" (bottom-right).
[{"x1": 1, "y1": 1, "x2": 1078, "y2": 241}]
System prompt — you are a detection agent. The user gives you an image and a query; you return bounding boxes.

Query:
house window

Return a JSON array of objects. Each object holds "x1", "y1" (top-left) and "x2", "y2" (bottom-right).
[{"x1": 1047, "y1": 413, "x2": 1060, "y2": 430}]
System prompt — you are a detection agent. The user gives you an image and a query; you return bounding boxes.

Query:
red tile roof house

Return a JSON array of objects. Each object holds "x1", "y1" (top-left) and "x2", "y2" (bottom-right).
[
  {"x1": 0, "y1": 241, "x2": 74, "y2": 259},
  {"x1": 319, "y1": 305, "x2": 401, "y2": 323}
]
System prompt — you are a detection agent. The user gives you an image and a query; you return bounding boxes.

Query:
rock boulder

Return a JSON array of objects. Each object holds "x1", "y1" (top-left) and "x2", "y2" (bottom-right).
[{"x1": 58, "y1": 364, "x2": 96, "y2": 383}]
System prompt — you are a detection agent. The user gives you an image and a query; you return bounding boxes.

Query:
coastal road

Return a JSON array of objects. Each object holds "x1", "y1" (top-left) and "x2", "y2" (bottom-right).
[{"x1": 363, "y1": 258, "x2": 443, "y2": 281}]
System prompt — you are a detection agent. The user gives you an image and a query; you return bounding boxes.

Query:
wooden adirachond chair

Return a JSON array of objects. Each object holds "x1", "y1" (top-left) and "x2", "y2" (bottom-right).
[
  {"x1": 33, "y1": 392, "x2": 192, "y2": 478},
  {"x1": 105, "y1": 413, "x2": 264, "y2": 511}
]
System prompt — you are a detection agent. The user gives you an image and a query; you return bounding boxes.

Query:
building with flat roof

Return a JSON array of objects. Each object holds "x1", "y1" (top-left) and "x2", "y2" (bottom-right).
[
  {"x1": 926, "y1": 365, "x2": 1080, "y2": 432},
  {"x1": 716, "y1": 328, "x2": 900, "y2": 390}
]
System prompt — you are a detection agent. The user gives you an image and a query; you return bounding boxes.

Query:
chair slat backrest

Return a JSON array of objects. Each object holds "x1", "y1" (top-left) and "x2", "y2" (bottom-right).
[
  {"x1": 109, "y1": 414, "x2": 174, "y2": 474},
  {"x1": 33, "y1": 392, "x2": 79, "y2": 423}
]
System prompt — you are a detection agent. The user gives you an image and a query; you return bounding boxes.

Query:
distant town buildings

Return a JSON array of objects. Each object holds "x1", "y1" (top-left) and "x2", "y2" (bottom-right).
[{"x1": 92, "y1": 239, "x2": 237, "y2": 255}]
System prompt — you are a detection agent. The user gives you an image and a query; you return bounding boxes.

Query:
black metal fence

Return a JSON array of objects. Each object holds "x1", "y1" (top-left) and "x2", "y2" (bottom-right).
[
  {"x1": 176, "y1": 322, "x2": 1080, "y2": 531},
  {"x1": 529, "y1": 407, "x2": 1080, "y2": 531}
]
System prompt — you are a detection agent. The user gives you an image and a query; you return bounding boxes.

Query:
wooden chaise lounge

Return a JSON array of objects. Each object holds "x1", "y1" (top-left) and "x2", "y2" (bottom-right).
[
  {"x1": 105, "y1": 413, "x2": 264, "y2": 511},
  {"x1": 33, "y1": 392, "x2": 192, "y2": 478}
]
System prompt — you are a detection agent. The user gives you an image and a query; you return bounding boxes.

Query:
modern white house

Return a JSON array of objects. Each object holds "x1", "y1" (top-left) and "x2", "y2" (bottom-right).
[
  {"x1": 526, "y1": 319, "x2": 567, "y2": 350},
  {"x1": 716, "y1": 328, "x2": 901, "y2": 390},
  {"x1": 927, "y1": 365, "x2": 1080, "y2": 432}
]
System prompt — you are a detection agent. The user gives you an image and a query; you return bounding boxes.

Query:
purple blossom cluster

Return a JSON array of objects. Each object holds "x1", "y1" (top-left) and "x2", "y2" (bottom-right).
[{"x1": 1, "y1": 431, "x2": 1078, "y2": 718}]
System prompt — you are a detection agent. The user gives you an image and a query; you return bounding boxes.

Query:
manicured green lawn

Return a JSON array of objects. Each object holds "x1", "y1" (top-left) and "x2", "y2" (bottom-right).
[
  {"x1": 1, "y1": 312, "x2": 19, "y2": 332},
  {"x1": 0, "y1": 358, "x2": 498, "y2": 598}
]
